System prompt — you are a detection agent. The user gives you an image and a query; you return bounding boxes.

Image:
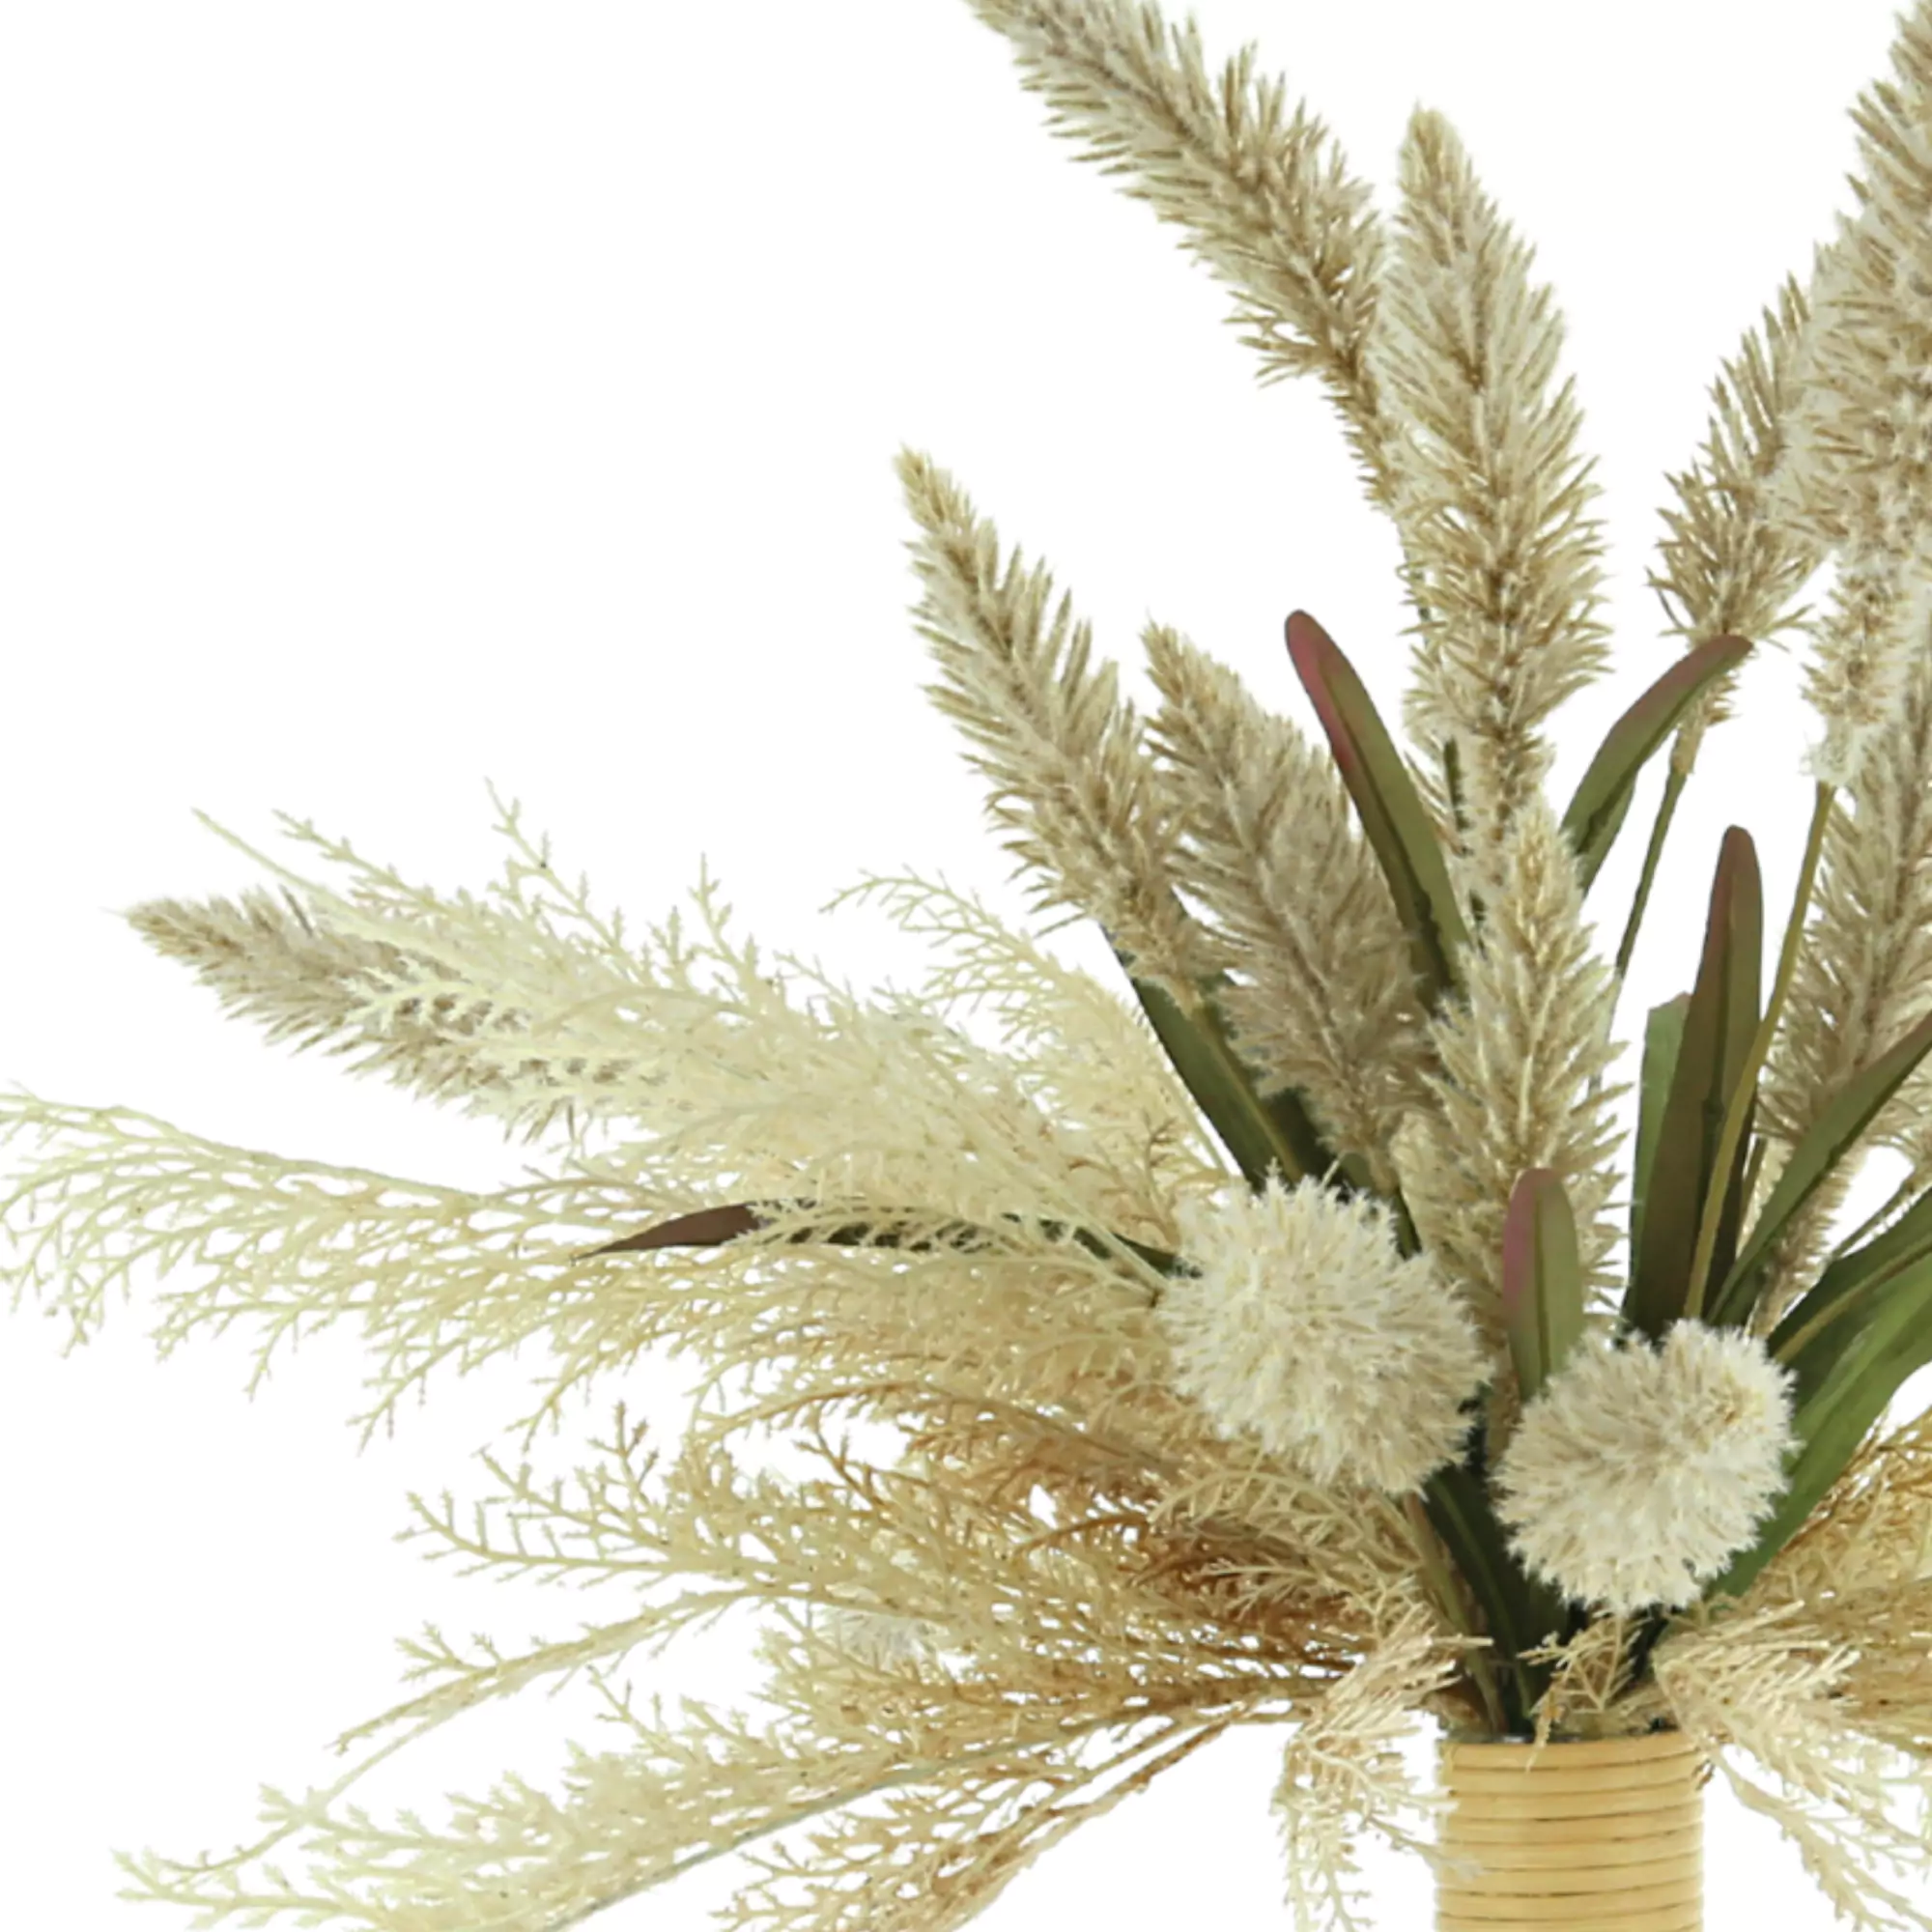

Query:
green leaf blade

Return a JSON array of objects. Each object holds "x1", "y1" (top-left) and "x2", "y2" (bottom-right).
[
  {"x1": 1624, "y1": 829, "x2": 1763, "y2": 1337},
  {"x1": 1630, "y1": 995, "x2": 1690, "y2": 1270},
  {"x1": 1122, "y1": 964, "x2": 1332, "y2": 1191},
  {"x1": 1501, "y1": 1168, "x2": 1584, "y2": 1406},
  {"x1": 1421, "y1": 1461, "x2": 1564, "y2": 1731},
  {"x1": 1714, "y1": 1250, "x2": 1932, "y2": 1603},
  {"x1": 1771, "y1": 1186, "x2": 1932, "y2": 1404},
  {"x1": 1284, "y1": 611, "x2": 1468, "y2": 1004},
  {"x1": 1708, "y1": 1006, "x2": 1932, "y2": 1329},
  {"x1": 574, "y1": 1198, "x2": 1186, "y2": 1279},
  {"x1": 1563, "y1": 635, "x2": 1752, "y2": 890}
]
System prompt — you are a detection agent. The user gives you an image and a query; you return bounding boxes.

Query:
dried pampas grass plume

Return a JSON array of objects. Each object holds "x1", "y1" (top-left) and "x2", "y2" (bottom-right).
[
  {"x1": 1494, "y1": 1321, "x2": 1799, "y2": 1614},
  {"x1": 1160, "y1": 1175, "x2": 1487, "y2": 1492}
]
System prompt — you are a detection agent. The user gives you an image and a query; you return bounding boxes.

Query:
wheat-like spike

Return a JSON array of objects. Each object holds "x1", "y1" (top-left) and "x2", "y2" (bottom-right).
[
  {"x1": 1372, "y1": 109, "x2": 1610, "y2": 884},
  {"x1": 897, "y1": 446, "x2": 1208, "y2": 1003},
  {"x1": 1650, "y1": 268, "x2": 1828, "y2": 767},
  {"x1": 124, "y1": 885, "x2": 571, "y2": 1117},
  {"x1": 1763, "y1": 637, "x2": 1932, "y2": 1142},
  {"x1": 1752, "y1": 640, "x2": 1932, "y2": 1328},
  {"x1": 956, "y1": 0, "x2": 1392, "y2": 503},
  {"x1": 1777, "y1": 1, "x2": 1932, "y2": 573},
  {"x1": 149, "y1": 784, "x2": 784, "y2": 1153},
  {"x1": 1391, "y1": 798, "x2": 1625, "y2": 1373},
  {"x1": 1769, "y1": 3, "x2": 1932, "y2": 796},
  {"x1": 1142, "y1": 623, "x2": 1431, "y2": 1180}
]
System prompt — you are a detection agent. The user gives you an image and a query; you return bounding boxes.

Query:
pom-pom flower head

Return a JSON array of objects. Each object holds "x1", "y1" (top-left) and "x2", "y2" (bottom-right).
[
  {"x1": 1493, "y1": 1320, "x2": 1799, "y2": 1613},
  {"x1": 1160, "y1": 1174, "x2": 1488, "y2": 1492}
]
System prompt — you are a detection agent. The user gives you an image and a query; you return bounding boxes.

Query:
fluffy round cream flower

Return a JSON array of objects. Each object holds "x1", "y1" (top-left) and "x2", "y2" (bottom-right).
[
  {"x1": 1160, "y1": 1175, "x2": 1488, "y2": 1492},
  {"x1": 1493, "y1": 1320, "x2": 1798, "y2": 1613}
]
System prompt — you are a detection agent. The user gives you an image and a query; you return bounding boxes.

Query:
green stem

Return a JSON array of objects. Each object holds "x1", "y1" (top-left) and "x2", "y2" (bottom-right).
[
  {"x1": 1625, "y1": 1608, "x2": 1669, "y2": 1690},
  {"x1": 1402, "y1": 1492, "x2": 1507, "y2": 1736},
  {"x1": 1685, "y1": 782, "x2": 1834, "y2": 1321},
  {"x1": 1614, "y1": 762, "x2": 1688, "y2": 982}
]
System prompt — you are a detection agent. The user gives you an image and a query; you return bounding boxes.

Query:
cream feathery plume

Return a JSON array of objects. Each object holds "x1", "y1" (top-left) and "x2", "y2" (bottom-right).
[
  {"x1": 1391, "y1": 797, "x2": 1623, "y2": 1359},
  {"x1": 123, "y1": 883, "x2": 584, "y2": 1133},
  {"x1": 956, "y1": 0, "x2": 1392, "y2": 503},
  {"x1": 1650, "y1": 269, "x2": 1827, "y2": 764},
  {"x1": 121, "y1": 782, "x2": 699, "y2": 1150},
  {"x1": 897, "y1": 447, "x2": 1208, "y2": 1003},
  {"x1": 1493, "y1": 1321, "x2": 1798, "y2": 1616},
  {"x1": 1143, "y1": 624, "x2": 1432, "y2": 1181},
  {"x1": 1159, "y1": 1175, "x2": 1487, "y2": 1494},
  {"x1": 1370, "y1": 108, "x2": 1610, "y2": 883}
]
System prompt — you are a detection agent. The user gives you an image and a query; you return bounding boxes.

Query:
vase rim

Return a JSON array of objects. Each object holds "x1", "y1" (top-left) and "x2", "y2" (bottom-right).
[{"x1": 1439, "y1": 1728, "x2": 1697, "y2": 1765}]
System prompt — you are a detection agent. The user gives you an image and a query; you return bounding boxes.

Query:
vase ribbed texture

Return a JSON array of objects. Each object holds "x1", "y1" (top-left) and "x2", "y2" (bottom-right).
[{"x1": 1435, "y1": 1730, "x2": 1705, "y2": 1931}]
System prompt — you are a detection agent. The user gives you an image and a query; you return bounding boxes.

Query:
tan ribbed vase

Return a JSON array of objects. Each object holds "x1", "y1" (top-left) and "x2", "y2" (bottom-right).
[{"x1": 1435, "y1": 1730, "x2": 1706, "y2": 1931}]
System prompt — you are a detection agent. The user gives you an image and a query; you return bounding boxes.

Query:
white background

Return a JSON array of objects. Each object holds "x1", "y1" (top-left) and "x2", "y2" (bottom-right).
[{"x1": 0, "y1": 1, "x2": 1922, "y2": 1926}]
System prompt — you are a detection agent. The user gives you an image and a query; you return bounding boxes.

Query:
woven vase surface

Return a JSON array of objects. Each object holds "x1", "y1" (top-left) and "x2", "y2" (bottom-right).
[{"x1": 1435, "y1": 1729, "x2": 1705, "y2": 1931}]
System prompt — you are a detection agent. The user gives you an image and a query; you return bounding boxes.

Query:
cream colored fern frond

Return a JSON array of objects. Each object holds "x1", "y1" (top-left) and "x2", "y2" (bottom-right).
[
  {"x1": 1272, "y1": 1607, "x2": 1464, "y2": 1932},
  {"x1": 0, "y1": 1094, "x2": 662, "y2": 1443},
  {"x1": 1652, "y1": 1603, "x2": 1932, "y2": 1932},
  {"x1": 823, "y1": 870, "x2": 1214, "y2": 1186},
  {"x1": 1749, "y1": 1397, "x2": 1932, "y2": 1604}
]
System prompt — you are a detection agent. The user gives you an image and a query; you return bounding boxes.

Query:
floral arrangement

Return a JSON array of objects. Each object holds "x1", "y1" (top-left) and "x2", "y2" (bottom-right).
[{"x1": 10, "y1": 1, "x2": 1932, "y2": 1928}]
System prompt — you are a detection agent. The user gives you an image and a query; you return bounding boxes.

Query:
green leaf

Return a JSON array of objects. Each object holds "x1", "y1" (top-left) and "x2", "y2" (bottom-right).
[
  {"x1": 1770, "y1": 1185, "x2": 1932, "y2": 1405},
  {"x1": 1421, "y1": 1461, "x2": 1565, "y2": 1731},
  {"x1": 1712, "y1": 1247, "x2": 1932, "y2": 1603},
  {"x1": 1706, "y1": 1006, "x2": 1932, "y2": 1329},
  {"x1": 1562, "y1": 634, "x2": 1752, "y2": 890},
  {"x1": 1123, "y1": 963, "x2": 1340, "y2": 1191},
  {"x1": 1501, "y1": 1170, "x2": 1584, "y2": 1406},
  {"x1": 1624, "y1": 829, "x2": 1762, "y2": 1337},
  {"x1": 1285, "y1": 611, "x2": 1469, "y2": 1003},
  {"x1": 1630, "y1": 995, "x2": 1690, "y2": 1270},
  {"x1": 574, "y1": 1199, "x2": 1186, "y2": 1280}
]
